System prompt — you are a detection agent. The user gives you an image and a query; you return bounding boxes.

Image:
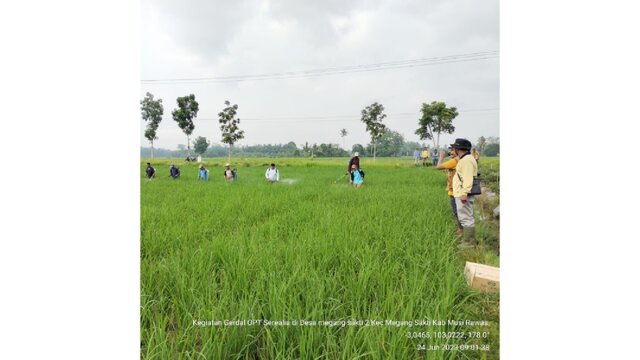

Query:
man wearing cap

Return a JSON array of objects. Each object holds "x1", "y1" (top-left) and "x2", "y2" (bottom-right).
[
  {"x1": 450, "y1": 138, "x2": 478, "y2": 248},
  {"x1": 223, "y1": 163, "x2": 235, "y2": 181},
  {"x1": 197, "y1": 164, "x2": 209, "y2": 180}
]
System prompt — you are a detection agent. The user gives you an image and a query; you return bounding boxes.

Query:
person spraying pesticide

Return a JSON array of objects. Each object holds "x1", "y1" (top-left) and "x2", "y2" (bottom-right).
[
  {"x1": 347, "y1": 152, "x2": 360, "y2": 174},
  {"x1": 349, "y1": 164, "x2": 365, "y2": 188},
  {"x1": 145, "y1": 162, "x2": 156, "y2": 180},
  {"x1": 265, "y1": 163, "x2": 279, "y2": 183},
  {"x1": 197, "y1": 164, "x2": 209, "y2": 181},
  {"x1": 169, "y1": 164, "x2": 180, "y2": 179},
  {"x1": 223, "y1": 163, "x2": 236, "y2": 181}
]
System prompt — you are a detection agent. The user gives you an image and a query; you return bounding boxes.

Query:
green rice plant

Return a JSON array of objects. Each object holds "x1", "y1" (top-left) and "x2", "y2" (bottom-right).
[{"x1": 141, "y1": 158, "x2": 499, "y2": 359}]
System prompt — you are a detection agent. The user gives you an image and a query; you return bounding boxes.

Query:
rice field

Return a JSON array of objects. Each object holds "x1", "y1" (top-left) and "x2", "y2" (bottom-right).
[{"x1": 141, "y1": 157, "x2": 499, "y2": 359}]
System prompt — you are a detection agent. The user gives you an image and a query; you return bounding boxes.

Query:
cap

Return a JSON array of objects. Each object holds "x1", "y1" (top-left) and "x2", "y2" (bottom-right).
[{"x1": 354, "y1": 152, "x2": 359, "y2": 157}]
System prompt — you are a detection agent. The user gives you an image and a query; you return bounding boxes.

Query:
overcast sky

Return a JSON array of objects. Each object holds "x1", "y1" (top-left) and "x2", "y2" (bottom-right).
[{"x1": 140, "y1": 0, "x2": 499, "y2": 151}]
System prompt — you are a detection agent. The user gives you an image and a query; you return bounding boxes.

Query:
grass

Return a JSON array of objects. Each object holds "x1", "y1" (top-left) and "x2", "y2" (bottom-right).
[{"x1": 141, "y1": 157, "x2": 499, "y2": 359}]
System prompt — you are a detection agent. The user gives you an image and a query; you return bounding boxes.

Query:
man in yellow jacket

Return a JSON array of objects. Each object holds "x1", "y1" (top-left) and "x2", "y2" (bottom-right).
[
  {"x1": 450, "y1": 138, "x2": 478, "y2": 248},
  {"x1": 420, "y1": 147, "x2": 430, "y2": 166},
  {"x1": 436, "y1": 148, "x2": 462, "y2": 236}
]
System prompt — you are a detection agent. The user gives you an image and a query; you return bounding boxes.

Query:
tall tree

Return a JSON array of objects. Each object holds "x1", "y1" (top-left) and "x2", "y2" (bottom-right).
[
  {"x1": 477, "y1": 136, "x2": 487, "y2": 153},
  {"x1": 340, "y1": 128, "x2": 348, "y2": 150},
  {"x1": 218, "y1": 100, "x2": 245, "y2": 162},
  {"x1": 415, "y1": 101, "x2": 458, "y2": 148},
  {"x1": 360, "y1": 102, "x2": 387, "y2": 162},
  {"x1": 172, "y1": 94, "x2": 199, "y2": 157},
  {"x1": 352, "y1": 144, "x2": 365, "y2": 155},
  {"x1": 140, "y1": 92, "x2": 163, "y2": 159},
  {"x1": 484, "y1": 143, "x2": 500, "y2": 157},
  {"x1": 375, "y1": 129, "x2": 405, "y2": 157},
  {"x1": 193, "y1": 136, "x2": 210, "y2": 156}
]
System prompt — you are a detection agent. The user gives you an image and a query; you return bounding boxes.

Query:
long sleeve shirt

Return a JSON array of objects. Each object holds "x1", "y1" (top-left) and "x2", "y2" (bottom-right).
[{"x1": 452, "y1": 153, "x2": 478, "y2": 197}]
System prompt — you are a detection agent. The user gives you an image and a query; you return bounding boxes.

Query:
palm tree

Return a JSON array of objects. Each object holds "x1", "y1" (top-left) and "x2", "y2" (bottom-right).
[{"x1": 340, "y1": 128, "x2": 348, "y2": 151}]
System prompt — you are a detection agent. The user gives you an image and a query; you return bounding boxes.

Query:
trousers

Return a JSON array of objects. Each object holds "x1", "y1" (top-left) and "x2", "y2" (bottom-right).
[{"x1": 454, "y1": 196, "x2": 475, "y2": 228}]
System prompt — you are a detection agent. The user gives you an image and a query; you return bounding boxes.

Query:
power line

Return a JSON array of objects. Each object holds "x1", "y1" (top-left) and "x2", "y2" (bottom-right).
[
  {"x1": 141, "y1": 51, "x2": 499, "y2": 84},
  {"x1": 190, "y1": 108, "x2": 499, "y2": 123}
]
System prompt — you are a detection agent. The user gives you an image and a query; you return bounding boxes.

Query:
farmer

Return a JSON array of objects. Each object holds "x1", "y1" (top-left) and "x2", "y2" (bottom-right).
[
  {"x1": 421, "y1": 147, "x2": 430, "y2": 166},
  {"x1": 450, "y1": 138, "x2": 478, "y2": 248},
  {"x1": 349, "y1": 164, "x2": 365, "y2": 188},
  {"x1": 197, "y1": 164, "x2": 209, "y2": 181},
  {"x1": 265, "y1": 163, "x2": 279, "y2": 183},
  {"x1": 413, "y1": 148, "x2": 421, "y2": 166},
  {"x1": 432, "y1": 147, "x2": 439, "y2": 166},
  {"x1": 223, "y1": 163, "x2": 235, "y2": 181},
  {"x1": 145, "y1": 162, "x2": 156, "y2": 179},
  {"x1": 169, "y1": 164, "x2": 180, "y2": 179},
  {"x1": 347, "y1": 152, "x2": 360, "y2": 175},
  {"x1": 436, "y1": 148, "x2": 463, "y2": 236}
]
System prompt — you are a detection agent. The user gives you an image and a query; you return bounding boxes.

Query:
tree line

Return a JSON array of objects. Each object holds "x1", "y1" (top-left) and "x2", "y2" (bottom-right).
[{"x1": 142, "y1": 93, "x2": 498, "y2": 160}]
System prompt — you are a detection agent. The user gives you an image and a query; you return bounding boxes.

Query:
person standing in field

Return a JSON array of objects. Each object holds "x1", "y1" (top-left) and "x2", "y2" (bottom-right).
[
  {"x1": 145, "y1": 162, "x2": 156, "y2": 179},
  {"x1": 421, "y1": 147, "x2": 430, "y2": 166},
  {"x1": 450, "y1": 138, "x2": 478, "y2": 248},
  {"x1": 432, "y1": 147, "x2": 440, "y2": 166},
  {"x1": 413, "y1": 148, "x2": 421, "y2": 166},
  {"x1": 265, "y1": 163, "x2": 279, "y2": 183},
  {"x1": 169, "y1": 164, "x2": 180, "y2": 179},
  {"x1": 223, "y1": 163, "x2": 235, "y2": 181},
  {"x1": 197, "y1": 164, "x2": 209, "y2": 181},
  {"x1": 436, "y1": 148, "x2": 463, "y2": 236},
  {"x1": 349, "y1": 164, "x2": 365, "y2": 188}
]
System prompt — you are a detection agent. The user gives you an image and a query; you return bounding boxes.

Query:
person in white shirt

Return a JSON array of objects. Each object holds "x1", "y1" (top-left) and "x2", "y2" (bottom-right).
[
  {"x1": 223, "y1": 163, "x2": 235, "y2": 181},
  {"x1": 265, "y1": 163, "x2": 279, "y2": 183}
]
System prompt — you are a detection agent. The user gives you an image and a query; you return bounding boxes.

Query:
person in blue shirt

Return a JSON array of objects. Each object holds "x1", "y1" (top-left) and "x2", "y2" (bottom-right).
[
  {"x1": 432, "y1": 148, "x2": 440, "y2": 166},
  {"x1": 349, "y1": 164, "x2": 365, "y2": 188},
  {"x1": 413, "y1": 148, "x2": 421, "y2": 166},
  {"x1": 197, "y1": 164, "x2": 209, "y2": 181}
]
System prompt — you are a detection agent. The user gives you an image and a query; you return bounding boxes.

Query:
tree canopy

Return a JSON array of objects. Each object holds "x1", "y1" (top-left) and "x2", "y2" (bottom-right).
[
  {"x1": 367, "y1": 129, "x2": 405, "y2": 157},
  {"x1": 415, "y1": 101, "x2": 457, "y2": 148},
  {"x1": 360, "y1": 102, "x2": 387, "y2": 161},
  {"x1": 140, "y1": 92, "x2": 164, "y2": 159},
  {"x1": 193, "y1": 136, "x2": 210, "y2": 155},
  {"x1": 218, "y1": 100, "x2": 245, "y2": 161},
  {"x1": 172, "y1": 94, "x2": 199, "y2": 154}
]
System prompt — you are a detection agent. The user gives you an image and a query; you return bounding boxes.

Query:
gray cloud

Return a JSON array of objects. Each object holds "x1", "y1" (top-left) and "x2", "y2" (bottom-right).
[{"x1": 141, "y1": 0, "x2": 499, "y2": 150}]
